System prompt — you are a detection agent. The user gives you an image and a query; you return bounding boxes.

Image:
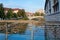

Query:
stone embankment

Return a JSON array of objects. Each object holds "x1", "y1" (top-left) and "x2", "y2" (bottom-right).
[{"x1": 0, "y1": 20, "x2": 45, "y2": 25}]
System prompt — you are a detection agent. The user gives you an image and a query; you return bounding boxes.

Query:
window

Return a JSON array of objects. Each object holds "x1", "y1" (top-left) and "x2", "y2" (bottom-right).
[
  {"x1": 54, "y1": 0, "x2": 58, "y2": 4},
  {"x1": 53, "y1": 0, "x2": 59, "y2": 12},
  {"x1": 53, "y1": 3, "x2": 59, "y2": 12}
]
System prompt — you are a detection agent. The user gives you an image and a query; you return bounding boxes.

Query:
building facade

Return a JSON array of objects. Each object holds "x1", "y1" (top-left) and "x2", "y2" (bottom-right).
[
  {"x1": 25, "y1": 12, "x2": 34, "y2": 17},
  {"x1": 4, "y1": 8, "x2": 20, "y2": 14},
  {"x1": 36, "y1": 9, "x2": 45, "y2": 13},
  {"x1": 45, "y1": 0, "x2": 60, "y2": 40}
]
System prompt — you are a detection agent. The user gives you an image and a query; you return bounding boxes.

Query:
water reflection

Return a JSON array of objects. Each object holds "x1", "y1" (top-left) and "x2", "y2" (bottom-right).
[
  {"x1": 0, "y1": 22, "x2": 45, "y2": 40},
  {"x1": 10, "y1": 23, "x2": 28, "y2": 34}
]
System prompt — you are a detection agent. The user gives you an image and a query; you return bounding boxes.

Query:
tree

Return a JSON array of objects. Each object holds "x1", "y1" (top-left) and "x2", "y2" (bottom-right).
[
  {"x1": 34, "y1": 12, "x2": 45, "y2": 16},
  {"x1": 6, "y1": 8, "x2": 13, "y2": 19},
  {"x1": 40, "y1": 13, "x2": 45, "y2": 16},
  {"x1": 17, "y1": 9, "x2": 26, "y2": 17},
  {"x1": 13, "y1": 13, "x2": 18, "y2": 18},
  {"x1": 21, "y1": 9, "x2": 25, "y2": 17},
  {"x1": 17, "y1": 9, "x2": 29, "y2": 20},
  {"x1": 21, "y1": 9, "x2": 29, "y2": 20},
  {"x1": 0, "y1": 3, "x2": 5, "y2": 20},
  {"x1": 17, "y1": 9, "x2": 22, "y2": 17},
  {"x1": 34, "y1": 12, "x2": 40, "y2": 16}
]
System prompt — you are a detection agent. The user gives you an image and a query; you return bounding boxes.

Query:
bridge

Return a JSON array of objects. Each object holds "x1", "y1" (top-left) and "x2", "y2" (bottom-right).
[{"x1": 28, "y1": 16, "x2": 44, "y2": 20}]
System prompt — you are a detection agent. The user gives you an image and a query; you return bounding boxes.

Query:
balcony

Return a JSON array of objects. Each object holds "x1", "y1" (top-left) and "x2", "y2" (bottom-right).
[{"x1": 45, "y1": 11, "x2": 60, "y2": 22}]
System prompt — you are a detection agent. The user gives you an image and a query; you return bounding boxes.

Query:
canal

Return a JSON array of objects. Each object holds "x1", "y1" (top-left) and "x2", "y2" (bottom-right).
[{"x1": 0, "y1": 22, "x2": 45, "y2": 40}]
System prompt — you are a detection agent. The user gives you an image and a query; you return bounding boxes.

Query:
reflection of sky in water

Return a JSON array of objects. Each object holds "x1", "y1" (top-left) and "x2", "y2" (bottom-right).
[
  {"x1": 0, "y1": 34, "x2": 6, "y2": 40},
  {"x1": 0, "y1": 24, "x2": 45, "y2": 40}
]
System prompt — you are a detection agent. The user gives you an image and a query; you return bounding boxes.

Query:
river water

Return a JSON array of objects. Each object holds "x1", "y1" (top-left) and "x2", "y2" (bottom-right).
[{"x1": 0, "y1": 23, "x2": 45, "y2": 40}]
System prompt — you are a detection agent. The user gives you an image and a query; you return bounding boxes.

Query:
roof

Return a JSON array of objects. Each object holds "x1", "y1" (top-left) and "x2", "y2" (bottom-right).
[
  {"x1": 12, "y1": 8, "x2": 20, "y2": 11},
  {"x1": 4, "y1": 8, "x2": 10, "y2": 11},
  {"x1": 4, "y1": 8, "x2": 21, "y2": 11}
]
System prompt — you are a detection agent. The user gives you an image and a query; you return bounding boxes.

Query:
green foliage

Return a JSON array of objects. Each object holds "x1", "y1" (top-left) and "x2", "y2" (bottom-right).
[
  {"x1": 34, "y1": 12, "x2": 40, "y2": 16},
  {"x1": 21, "y1": 9, "x2": 29, "y2": 20},
  {"x1": 17, "y1": 9, "x2": 22, "y2": 17},
  {"x1": 17, "y1": 9, "x2": 29, "y2": 20},
  {"x1": 6, "y1": 8, "x2": 13, "y2": 19},
  {"x1": 22, "y1": 17, "x2": 29, "y2": 20},
  {"x1": 13, "y1": 13, "x2": 18, "y2": 18},
  {"x1": 40, "y1": 13, "x2": 45, "y2": 16},
  {"x1": 34, "y1": 12, "x2": 45, "y2": 16},
  {"x1": 0, "y1": 3, "x2": 29, "y2": 20},
  {"x1": 0, "y1": 3, "x2": 5, "y2": 20},
  {"x1": 21, "y1": 9, "x2": 25, "y2": 17},
  {"x1": 17, "y1": 9, "x2": 26, "y2": 17}
]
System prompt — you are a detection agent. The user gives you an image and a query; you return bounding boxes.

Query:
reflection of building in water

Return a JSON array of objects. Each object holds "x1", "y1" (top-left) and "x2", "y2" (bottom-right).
[{"x1": 45, "y1": 0, "x2": 60, "y2": 40}]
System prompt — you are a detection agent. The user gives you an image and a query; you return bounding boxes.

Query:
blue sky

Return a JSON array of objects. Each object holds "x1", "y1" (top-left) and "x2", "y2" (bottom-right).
[{"x1": 0, "y1": 0, "x2": 45, "y2": 13}]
